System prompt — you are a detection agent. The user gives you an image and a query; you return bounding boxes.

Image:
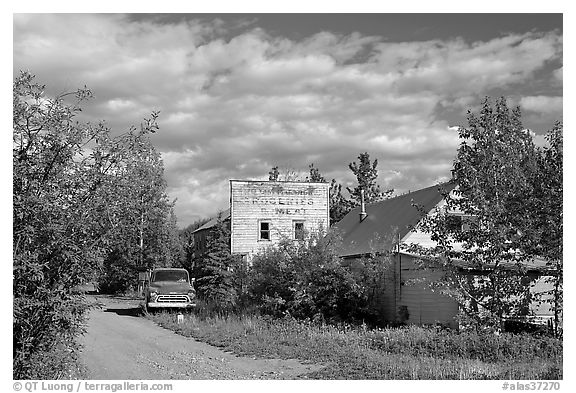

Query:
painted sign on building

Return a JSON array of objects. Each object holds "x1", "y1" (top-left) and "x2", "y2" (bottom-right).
[{"x1": 230, "y1": 180, "x2": 329, "y2": 257}]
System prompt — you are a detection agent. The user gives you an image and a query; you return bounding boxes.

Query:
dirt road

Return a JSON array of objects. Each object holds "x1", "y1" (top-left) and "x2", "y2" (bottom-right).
[{"x1": 79, "y1": 296, "x2": 320, "y2": 379}]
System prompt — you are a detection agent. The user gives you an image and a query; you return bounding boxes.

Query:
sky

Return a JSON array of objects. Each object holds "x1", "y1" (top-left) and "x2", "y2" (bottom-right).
[{"x1": 12, "y1": 13, "x2": 563, "y2": 228}]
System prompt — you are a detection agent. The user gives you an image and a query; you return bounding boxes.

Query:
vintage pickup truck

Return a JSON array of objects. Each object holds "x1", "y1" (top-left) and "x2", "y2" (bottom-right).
[{"x1": 144, "y1": 268, "x2": 196, "y2": 312}]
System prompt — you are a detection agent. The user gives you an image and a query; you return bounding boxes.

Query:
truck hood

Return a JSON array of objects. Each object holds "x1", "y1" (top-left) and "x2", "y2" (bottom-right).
[{"x1": 149, "y1": 281, "x2": 193, "y2": 293}]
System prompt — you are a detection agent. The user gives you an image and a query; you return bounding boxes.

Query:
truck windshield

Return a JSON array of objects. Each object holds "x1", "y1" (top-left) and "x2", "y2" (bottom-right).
[{"x1": 153, "y1": 270, "x2": 188, "y2": 282}]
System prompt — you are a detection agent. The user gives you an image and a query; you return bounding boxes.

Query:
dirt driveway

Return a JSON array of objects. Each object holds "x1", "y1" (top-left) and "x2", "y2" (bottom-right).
[{"x1": 79, "y1": 296, "x2": 321, "y2": 379}]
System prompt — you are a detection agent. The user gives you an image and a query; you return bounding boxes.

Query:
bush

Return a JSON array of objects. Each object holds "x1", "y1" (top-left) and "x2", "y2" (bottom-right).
[
  {"x1": 97, "y1": 250, "x2": 138, "y2": 294},
  {"x1": 13, "y1": 72, "x2": 169, "y2": 378},
  {"x1": 247, "y1": 230, "x2": 370, "y2": 323}
]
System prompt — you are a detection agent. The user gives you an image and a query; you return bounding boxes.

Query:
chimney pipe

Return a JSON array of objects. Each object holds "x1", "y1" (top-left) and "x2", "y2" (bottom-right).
[{"x1": 359, "y1": 189, "x2": 367, "y2": 222}]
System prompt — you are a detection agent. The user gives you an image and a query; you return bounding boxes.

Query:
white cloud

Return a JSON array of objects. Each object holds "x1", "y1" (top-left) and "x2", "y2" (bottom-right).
[
  {"x1": 12, "y1": 15, "x2": 563, "y2": 227},
  {"x1": 519, "y1": 96, "x2": 563, "y2": 115},
  {"x1": 553, "y1": 67, "x2": 563, "y2": 81},
  {"x1": 370, "y1": 33, "x2": 562, "y2": 95}
]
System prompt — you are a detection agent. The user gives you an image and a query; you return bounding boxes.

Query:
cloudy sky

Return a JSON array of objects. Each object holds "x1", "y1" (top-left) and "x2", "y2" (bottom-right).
[{"x1": 12, "y1": 13, "x2": 563, "y2": 228}]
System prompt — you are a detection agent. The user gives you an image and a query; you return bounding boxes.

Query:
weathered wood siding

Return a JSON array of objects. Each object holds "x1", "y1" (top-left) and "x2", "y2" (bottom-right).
[
  {"x1": 529, "y1": 275, "x2": 555, "y2": 318},
  {"x1": 230, "y1": 180, "x2": 329, "y2": 257},
  {"x1": 342, "y1": 256, "x2": 397, "y2": 324},
  {"x1": 398, "y1": 254, "x2": 459, "y2": 328}
]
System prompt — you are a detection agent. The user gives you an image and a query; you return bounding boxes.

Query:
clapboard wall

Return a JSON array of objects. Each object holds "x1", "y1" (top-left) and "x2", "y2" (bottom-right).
[
  {"x1": 398, "y1": 254, "x2": 459, "y2": 328},
  {"x1": 230, "y1": 180, "x2": 329, "y2": 257}
]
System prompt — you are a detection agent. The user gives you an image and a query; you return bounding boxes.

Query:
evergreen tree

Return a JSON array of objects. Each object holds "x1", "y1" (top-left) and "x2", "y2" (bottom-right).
[
  {"x1": 268, "y1": 166, "x2": 279, "y2": 181},
  {"x1": 195, "y1": 216, "x2": 238, "y2": 309},
  {"x1": 347, "y1": 152, "x2": 393, "y2": 205},
  {"x1": 306, "y1": 163, "x2": 326, "y2": 182},
  {"x1": 178, "y1": 217, "x2": 210, "y2": 273}
]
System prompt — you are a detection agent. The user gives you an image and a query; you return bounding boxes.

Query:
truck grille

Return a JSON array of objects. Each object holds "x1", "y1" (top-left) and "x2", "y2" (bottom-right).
[{"x1": 156, "y1": 294, "x2": 190, "y2": 303}]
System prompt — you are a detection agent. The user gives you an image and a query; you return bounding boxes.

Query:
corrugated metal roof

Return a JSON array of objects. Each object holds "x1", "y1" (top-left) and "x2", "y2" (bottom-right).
[
  {"x1": 192, "y1": 208, "x2": 231, "y2": 234},
  {"x1": 334, "y1": 182, "x2": 455, "y2": 257}
]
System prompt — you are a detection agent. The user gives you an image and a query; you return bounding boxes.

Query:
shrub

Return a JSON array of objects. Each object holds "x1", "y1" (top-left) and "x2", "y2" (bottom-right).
[
  {"x1": 247, "y1": 230, "x2": 369, "y2": 323},
  {"x1": 97, "y1": 249, "x2": 137, "y2": 294}
]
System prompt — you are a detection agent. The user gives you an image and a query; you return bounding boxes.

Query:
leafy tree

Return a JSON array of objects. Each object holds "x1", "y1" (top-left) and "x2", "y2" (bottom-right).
[
  {"x1": 347, "y1": 152, "x2": 393, "y2": 205},
  {"x1": 95, "y1": 115, "x2": 180, "y2": 293},
  {"x1": 328, "y1": 179, "x2": 353, "y2": 225},
  {"x1": 12, "y1": 72, "x2": 163, "y2": 377},
  {"x1": 412, "y1": 97, "x2": 562, "y2": 332},
  {"x1": 529, "y1": 123, "x2": 563, "y2": 336}
]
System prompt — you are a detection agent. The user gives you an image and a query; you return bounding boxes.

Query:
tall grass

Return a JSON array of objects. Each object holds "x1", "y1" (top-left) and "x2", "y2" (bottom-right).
[{"x1": 149, "y1": 311, "x2": 562, "y2": 380}]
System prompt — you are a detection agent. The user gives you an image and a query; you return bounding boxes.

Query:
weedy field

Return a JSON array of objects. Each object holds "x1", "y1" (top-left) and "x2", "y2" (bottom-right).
[{"x1": 149, "y1": 311, "x2": 562, "y2": 380}]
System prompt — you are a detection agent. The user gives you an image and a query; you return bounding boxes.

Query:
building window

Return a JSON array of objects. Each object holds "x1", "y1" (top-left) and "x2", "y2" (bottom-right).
[
  {"x1": 293, "y1": 220, "x2": 305, "y2": 240},
  {"x1": 446, "y1": 213, "x2": 477, "y2": 232},
  {"x1": 259, "y1": 221, "x2": 271, "y2": 240}
]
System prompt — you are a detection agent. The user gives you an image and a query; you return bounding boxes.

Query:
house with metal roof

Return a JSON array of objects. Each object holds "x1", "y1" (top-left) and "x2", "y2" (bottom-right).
[{"x1": 333, "y1": 182, "x2": 556, "y2": 329}]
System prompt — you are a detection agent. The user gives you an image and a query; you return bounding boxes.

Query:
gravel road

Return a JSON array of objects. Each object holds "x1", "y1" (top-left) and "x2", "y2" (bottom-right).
[{"x1": 79, "y1": 296, "x2": 321, "y2": 379}]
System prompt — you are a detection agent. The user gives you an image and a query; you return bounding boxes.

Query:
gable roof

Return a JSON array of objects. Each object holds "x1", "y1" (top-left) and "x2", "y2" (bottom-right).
[
  {"x1": 334, "y1": 182, "x2": 455, "y2": 257},
  {"x1": 192, "y1": 208, "x2": 231, "y2": 234}
]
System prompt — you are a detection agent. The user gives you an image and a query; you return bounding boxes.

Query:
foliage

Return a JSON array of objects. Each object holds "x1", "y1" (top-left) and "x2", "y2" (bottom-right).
[
  {"x1": 530, "y1": 123, "x2": 563, "y2": 336},
  {"x1": 12, "y1": 71, "x2": 170, "y2": 378},
  {"x1": 268, "y1": 165, "x2": 303, "y2": 181},
  {"x1": 328, "y1": 179, "x2": 353, "y2": 225},
  {"x1": 177, "y1": 217, "x2": 210, "y2": 273},
  {"x1": 268, "y1": 165, "x2": 279, "y2": 181},
  {"x1": 248, "y1": 230, "x2": 374, "y2": 323},
  {"x1": 306, "y1": 163, "x2": 325, "y2": 182},
  {"x1": 97, "y1": 250, "x2": 136, "y2": 294},
  {"x1": 194, "y1": 216, "x2": 240, "y2": 310},
  {"x1": 96, "y1": 130, "x2": 180, "y2": 293},
  {"x1": 305, "y1": 163, "x2": 352, "y2": 225},
  {"x1": 347, "y1": 152, "x2": 393, "y2": 205},
  {"x1": 411, "y1": 97, "x2": 562, "y2": 333}
]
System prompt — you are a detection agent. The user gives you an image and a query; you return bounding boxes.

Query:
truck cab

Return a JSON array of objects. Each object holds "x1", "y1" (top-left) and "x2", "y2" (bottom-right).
[{"x1": 144, "y1": 268, "x2": 196, "y2": 311}]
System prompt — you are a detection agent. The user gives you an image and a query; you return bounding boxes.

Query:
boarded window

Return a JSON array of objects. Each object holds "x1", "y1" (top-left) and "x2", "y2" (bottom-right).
[
  {"x1": 259, "y1": 221, "x2": 271, "y2": 240},
  {"x1": 294, "y1": 221, "x2": 305, "y2": 240}
]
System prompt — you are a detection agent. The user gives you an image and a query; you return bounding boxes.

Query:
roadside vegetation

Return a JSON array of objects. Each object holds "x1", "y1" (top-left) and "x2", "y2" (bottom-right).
[
  {"x1": 13, "y1": 72, "x2": 179, "y2": 379},
  {"x1": 149, "y1": 311, "x2": 562, "y2": 379}
]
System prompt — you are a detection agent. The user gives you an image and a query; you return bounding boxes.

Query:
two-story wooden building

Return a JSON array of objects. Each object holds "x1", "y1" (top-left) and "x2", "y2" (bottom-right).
[{"x1": 193, "y1": 180, "x2": 330, "y2": 260}]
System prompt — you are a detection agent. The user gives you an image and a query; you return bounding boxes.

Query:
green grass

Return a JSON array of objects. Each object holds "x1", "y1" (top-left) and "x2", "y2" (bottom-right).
[{"x1": 149, "y1": 312, "x2": 562, "y2": 380}]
